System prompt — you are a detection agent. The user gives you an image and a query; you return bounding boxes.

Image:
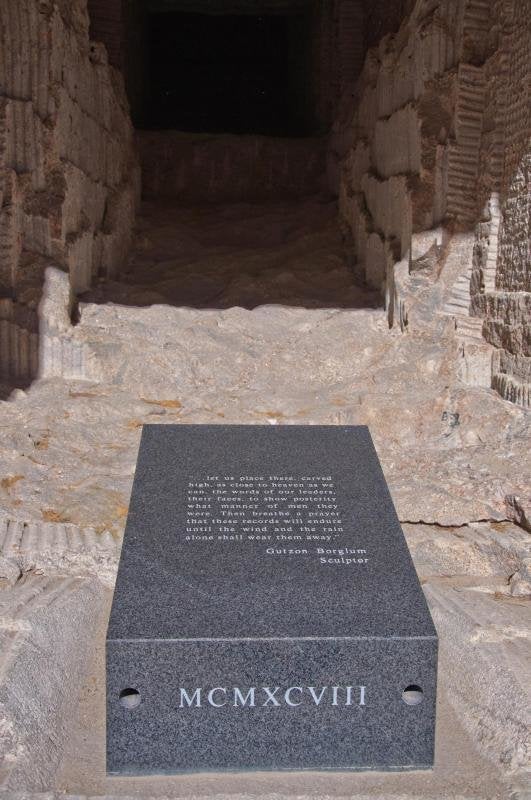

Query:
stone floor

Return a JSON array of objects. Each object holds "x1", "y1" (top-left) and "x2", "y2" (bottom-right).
[{"x1": 0, "y1": 199, "x2": 529, "y2": 798}]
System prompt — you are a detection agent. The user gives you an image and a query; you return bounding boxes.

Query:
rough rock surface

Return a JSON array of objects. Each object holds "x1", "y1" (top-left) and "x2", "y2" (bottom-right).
[
  {"x1": 330, "y1": 0, "x2": 531, "y2": 406},
  {"x1": 0, "y1": 199, "x2": 529, "y2": 798},
  {"x1": 0, "y1": 0, "x2": 139, "y2": 385},
  {"x1": 137, "y1": 132, "x2": 328, "y2": 204}
]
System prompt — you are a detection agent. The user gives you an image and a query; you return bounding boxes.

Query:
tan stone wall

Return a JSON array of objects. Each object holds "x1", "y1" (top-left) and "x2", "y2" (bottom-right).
[
  {"x1": 0, "y1": 0, "x2": 139, "y2": 382},
  {"x1": 333, "y1": 0, "x2": 530, "y2": 406},
  {"x1": 469, "y1": 0, "x2": 530, "y2": 406},
  {"x1": 331, "y1": 0, "x2": 463, "y2": 291}
]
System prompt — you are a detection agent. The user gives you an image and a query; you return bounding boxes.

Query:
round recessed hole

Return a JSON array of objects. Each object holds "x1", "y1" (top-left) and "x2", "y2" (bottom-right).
[
  {"x1": 119, "y1": 688, "x2": 141, "y2": 709},
  {"x1": 402, "y1": 685, "x2": 424, "y2": 705}
]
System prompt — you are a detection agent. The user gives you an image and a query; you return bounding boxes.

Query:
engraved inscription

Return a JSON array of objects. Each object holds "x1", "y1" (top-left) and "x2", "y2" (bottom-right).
[
  {"x1": 178, "y1": 685, "x2": 367, "y2": 709},
  {"x1": 185, "y1": 475, "x2": 369, "y2": 568}
]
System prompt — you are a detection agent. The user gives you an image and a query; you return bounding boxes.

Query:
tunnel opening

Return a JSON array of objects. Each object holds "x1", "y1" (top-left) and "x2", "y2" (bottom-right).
[
  {"x1": 122, "y1": 1, "x2": 337, "y2": 137},
  {"x1": 81, "y1": 1, "x2": 389, "y2": 312},
  {"x1": 0, "y1": 2, "x2": 527, "y2": 409},
  {"x1": 143, "y1": 11, "x2": 315, "y2": 137}
]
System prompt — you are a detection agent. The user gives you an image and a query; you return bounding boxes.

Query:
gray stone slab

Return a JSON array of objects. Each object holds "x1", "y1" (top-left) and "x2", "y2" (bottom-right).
[{"x1": 106, "y1": 424, "x2": 437, "y2": 774}]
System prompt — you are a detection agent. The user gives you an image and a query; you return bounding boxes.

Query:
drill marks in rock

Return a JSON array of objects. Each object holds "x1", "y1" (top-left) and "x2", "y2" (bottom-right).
[{"x1": 0, "y1": 515, "x2": 119, "y2": 582}]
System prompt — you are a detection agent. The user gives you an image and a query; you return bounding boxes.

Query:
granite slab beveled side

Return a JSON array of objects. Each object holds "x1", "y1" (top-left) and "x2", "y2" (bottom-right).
[{"x1": 107, "y1": 636, "x2": 437, "y2": 773}]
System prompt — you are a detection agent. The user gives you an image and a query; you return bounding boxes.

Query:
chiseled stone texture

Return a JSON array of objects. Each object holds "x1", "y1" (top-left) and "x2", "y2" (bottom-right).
[
  {"x1": 469, "y1": 0, "x2": 531, "y2": 407},
  {"x1": 331, "y1": 0, "x2": 530, "y2": 407},
  {"x1": 0, "y1": 0, "x2": 139, "y2": 382},
  {"x1": 137, "y1": 132, "x2": 327, "y2": 204}
]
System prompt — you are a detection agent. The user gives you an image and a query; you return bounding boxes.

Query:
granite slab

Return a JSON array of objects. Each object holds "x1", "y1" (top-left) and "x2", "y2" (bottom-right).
[{"x1": 106, "y1": 424, "x2": 437, "y2": 774}]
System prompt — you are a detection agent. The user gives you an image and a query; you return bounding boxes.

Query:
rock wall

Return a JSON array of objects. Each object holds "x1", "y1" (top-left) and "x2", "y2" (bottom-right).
[
  {"x1": 314, "y1": 0, "x2": 400, "y2": 132},
  {"x1": 87, "y1": 0, "x2": 124, "y2": 68},
  {"x1": 470, "y1": 0, "x2": 530, "y2": 407},
  {"x1": 330, "y1": 0, "x2": 460, "y2": 291},
  {"x1": 325, "y1": 0, "x2": 365, "y2": 126},
  {"x1": 137, "y1": 131, "x2": 327, "y2": 204},
  {"x1": 0, "y1": 0, "x2": 139, "y2": 384},
  {"x1": 331, "y1": 0, "x2": 530, "y2": 406}
]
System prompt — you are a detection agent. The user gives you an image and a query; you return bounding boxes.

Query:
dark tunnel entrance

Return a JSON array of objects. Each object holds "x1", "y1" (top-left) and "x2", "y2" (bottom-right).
[
  {"x1": 79, "y1": 1, "x2": 408, "y2": 313},
  {"x1": 122, "y1": 0, "x2": 351, "y2": 138},
  {"x1": 144, "y1": 11, "x2": 315, "y2": 136}
]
